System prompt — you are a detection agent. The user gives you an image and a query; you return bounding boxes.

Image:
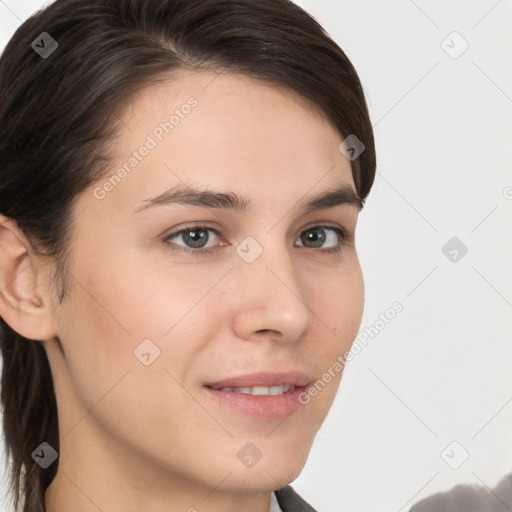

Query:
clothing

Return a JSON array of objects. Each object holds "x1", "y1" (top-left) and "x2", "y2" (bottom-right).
[
  {"x1": 269, "y1": 491, "x2": 284, "y2": 512},
  {"x1": 273, "y1": 485, "x2": 318, "y2": 512},
  {"x1": 408, "y1": 472, "x2": 512, "y2": 512}
]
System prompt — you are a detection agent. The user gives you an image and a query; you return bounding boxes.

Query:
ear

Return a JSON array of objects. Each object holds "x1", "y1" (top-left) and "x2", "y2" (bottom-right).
[{"x1": 0, "y1": 214, "x2": 58, "y2": 340}]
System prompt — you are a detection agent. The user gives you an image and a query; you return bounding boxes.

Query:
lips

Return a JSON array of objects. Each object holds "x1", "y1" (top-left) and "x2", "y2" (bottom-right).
[
  {"x1": 204, "y1": 370, "x2": 312, "y2": 389},
  {"x1": 210, "y1": 384, "x2": 295, "y2": 395},
  {"x1": 202, "y1": 371, "x2": 313, "y2": 419}
]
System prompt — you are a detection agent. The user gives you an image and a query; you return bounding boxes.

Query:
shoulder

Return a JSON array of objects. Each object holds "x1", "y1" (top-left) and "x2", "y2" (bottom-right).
[
  {"x1": 275, "y1": 485, "x2": 319, "y2": 512},
  {"x1": 409, "y1": 473, "x2": 512, "y2": 512}
]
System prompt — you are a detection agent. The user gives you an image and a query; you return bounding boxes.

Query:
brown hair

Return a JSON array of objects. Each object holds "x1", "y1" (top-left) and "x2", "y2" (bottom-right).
[{"x1": 0, "y1": 1, "x2": 376, "y2": 510}]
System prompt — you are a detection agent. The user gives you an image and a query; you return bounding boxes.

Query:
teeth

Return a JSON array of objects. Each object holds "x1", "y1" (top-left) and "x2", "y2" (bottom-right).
[
  {"x1": 253, "y1": 385, "x2": 275, "y2": 395},
  {"x1": 214, "y1": 385, "x2": 295, "y2": 395}
]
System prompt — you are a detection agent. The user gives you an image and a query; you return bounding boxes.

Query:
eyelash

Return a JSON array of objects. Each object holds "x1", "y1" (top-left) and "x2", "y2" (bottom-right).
[{"x1": 163, "y1": 224, "x2": 350, "y2": 255}]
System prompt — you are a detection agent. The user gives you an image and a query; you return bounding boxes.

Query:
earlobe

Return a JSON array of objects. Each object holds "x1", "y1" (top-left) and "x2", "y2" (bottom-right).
[{"x1": 0, "y1": 214, "x2": 57, "y2": 341}]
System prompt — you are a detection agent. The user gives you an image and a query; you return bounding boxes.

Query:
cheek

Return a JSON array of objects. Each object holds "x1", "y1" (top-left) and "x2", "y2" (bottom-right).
[
  {"x1": 304, "y1": 259, "x2": 364, "y2": 405},
  {"x1": 57, "y1": 253, "x2": 224, "y2": 403},
  {"x1": 54, "y1": 275, "x2": 205, "y2": 459},
  {"x1": 315, "y1": 257, "x2": 364, "y2": 341},
  {"x1": 97, "y1": 251, "x2": 232, "y2": 337},
  {"x1": 76, "y1": 257, "x2": 203, "y2": 340}
]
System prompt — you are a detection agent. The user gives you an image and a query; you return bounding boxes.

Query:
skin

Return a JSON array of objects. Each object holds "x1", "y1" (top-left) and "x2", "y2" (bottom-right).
[{"x1": 0, "y1": 70, "x2": 365, "y2": 512}]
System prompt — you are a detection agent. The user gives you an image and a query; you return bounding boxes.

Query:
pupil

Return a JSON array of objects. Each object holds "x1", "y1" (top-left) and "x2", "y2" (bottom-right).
[
  {"x1": 184, "y1": 229, "x2": 208, "y2": 248},
  {"x1": 301, "y1": 228, "x2": 325, "y2": 248}
]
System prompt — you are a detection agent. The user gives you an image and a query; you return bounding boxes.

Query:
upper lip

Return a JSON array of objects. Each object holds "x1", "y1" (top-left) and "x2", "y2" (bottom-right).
[{"x1": 205, "y1": 371, "x2": 312, "y2": 389}]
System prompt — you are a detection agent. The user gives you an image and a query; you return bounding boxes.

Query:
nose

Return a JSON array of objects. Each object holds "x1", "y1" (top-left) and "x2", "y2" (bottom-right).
[{"x1": 230, "y1": 240, "x2": 313, "y2": 344}]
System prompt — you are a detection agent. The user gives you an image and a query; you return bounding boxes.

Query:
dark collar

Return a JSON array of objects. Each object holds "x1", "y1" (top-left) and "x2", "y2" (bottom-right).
[{"x1": 274, "y1": 485, "x2": 318, "y2": 512}]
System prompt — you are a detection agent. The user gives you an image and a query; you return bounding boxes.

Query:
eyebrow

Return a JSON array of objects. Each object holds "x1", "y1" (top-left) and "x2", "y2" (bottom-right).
[{"x1": 130, "y1": 182, "x2": 363, "y2": 216}]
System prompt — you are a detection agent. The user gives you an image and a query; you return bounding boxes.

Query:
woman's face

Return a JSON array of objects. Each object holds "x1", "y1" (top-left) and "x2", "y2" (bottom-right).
[{"x1": 44, "y1": 70, "x2": 364, "y2": 500}]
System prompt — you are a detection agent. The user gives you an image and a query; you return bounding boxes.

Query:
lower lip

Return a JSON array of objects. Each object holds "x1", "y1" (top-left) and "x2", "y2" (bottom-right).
[{"x1": 202, "y1": 385, "x2": 308, "y2": 420}]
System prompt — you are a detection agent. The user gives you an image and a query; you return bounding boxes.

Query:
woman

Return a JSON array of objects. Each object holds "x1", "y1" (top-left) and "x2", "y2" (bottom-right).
[{"x1": 0, "y1": 0, "x2": 376, "y2": 511}]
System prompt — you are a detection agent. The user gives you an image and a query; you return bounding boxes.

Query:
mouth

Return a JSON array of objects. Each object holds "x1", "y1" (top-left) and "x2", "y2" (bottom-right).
[
  {"x1": 202, "y1": 371, "x2": 312, "y2": 419},
  {"x1": 204, "y1": 384, "x2": 297, "y2": 395}
]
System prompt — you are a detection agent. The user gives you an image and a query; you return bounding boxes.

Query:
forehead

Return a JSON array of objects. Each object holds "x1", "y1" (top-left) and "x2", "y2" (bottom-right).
[{"x1": 87, "y1": 70, "x2": 356, "y2": 216}]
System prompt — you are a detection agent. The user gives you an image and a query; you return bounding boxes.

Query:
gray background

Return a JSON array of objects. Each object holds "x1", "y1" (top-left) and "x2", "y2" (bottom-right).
[{"x1": 1, "y1": 1, "x2": 511, "y2": 511}]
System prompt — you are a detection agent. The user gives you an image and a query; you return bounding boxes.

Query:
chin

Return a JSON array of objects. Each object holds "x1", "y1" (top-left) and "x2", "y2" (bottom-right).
[
  {"x1": 219, "y1": 439, "x2": 312, "y2": 492},
  {"x1": 224, "y1": 463, "x2": 307, "y2": 493}
]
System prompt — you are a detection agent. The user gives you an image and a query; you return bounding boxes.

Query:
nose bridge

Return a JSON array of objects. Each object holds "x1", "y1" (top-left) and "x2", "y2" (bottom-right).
[
  {"x1": 231, "y1": 231, "x2": 312, "y2": 341},
  {"x1": 238, "y1": 228, "x2": 298, "y2": 294}
]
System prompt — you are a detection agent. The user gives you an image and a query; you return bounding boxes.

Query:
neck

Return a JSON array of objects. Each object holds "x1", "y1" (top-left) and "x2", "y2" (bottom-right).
[{"x1": 44, "y1": 470, "x2": 273, "y2": 512}]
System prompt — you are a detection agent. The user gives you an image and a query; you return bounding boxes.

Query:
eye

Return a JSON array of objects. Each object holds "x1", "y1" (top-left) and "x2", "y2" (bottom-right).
[
  {"x1": 163, "y1": 224, "x2": 349, "y2": 255},
  {"x1": 164, "y1": 225, "x2": 222, "y2": 253},
  {"x1": 295, "y1": 226, "x2": 348, "y2": 254}
]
